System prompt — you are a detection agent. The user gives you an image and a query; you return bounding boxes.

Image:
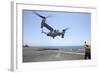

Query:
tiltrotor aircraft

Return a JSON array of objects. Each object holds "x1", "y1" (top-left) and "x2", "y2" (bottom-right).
[{"x1": 33, "y1": 11, "x2": 68, "y2": 39}]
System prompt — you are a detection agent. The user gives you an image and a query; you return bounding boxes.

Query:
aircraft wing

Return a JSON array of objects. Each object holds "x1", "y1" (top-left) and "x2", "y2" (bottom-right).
[{"x1": 43, "y1": 23, "x2": 54, "y2": 31}]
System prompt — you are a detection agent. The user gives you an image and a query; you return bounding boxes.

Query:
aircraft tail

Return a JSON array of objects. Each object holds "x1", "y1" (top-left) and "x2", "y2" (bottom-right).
[{"x1": 62, "y1": 28, "x2": 68, "y2": 38}]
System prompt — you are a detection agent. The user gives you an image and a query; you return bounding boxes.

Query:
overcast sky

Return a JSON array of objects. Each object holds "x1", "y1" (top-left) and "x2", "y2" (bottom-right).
[{"x1": 23, "y1": 10, "x2": 91, "y2": 46}]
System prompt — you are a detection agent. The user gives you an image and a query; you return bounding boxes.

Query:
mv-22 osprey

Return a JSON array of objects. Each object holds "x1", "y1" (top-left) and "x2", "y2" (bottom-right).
[{"x1": 33, "y1": 11, "x2": 69, "y2": 39}]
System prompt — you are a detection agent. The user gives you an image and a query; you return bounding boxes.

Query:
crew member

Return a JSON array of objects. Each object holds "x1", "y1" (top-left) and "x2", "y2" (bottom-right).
[{"x1": 84, "y1": 41, "x2": 91, "y2": 59}]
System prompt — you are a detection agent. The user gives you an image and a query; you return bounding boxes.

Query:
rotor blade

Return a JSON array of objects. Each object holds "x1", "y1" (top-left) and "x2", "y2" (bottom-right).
[
  {"x1": 32, "y1": 11, "x2": 45, "y2": 19},
  {"x1": 63, "y1": 27, "x2": 69, "y2": 31},
  {"x1": 46, "y1": 15, "x2": 52, "y2": 18}
]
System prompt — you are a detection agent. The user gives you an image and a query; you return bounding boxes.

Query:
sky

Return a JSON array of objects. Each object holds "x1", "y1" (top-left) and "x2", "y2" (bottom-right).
[{"x1": 23, "y1": 10, "x2": 91, "y2": 46}]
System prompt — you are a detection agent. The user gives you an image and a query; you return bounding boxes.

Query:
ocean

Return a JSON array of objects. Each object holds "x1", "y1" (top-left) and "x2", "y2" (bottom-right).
[{"x1": 23, "y1": 46, "x2": 85, "y2": 53}]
